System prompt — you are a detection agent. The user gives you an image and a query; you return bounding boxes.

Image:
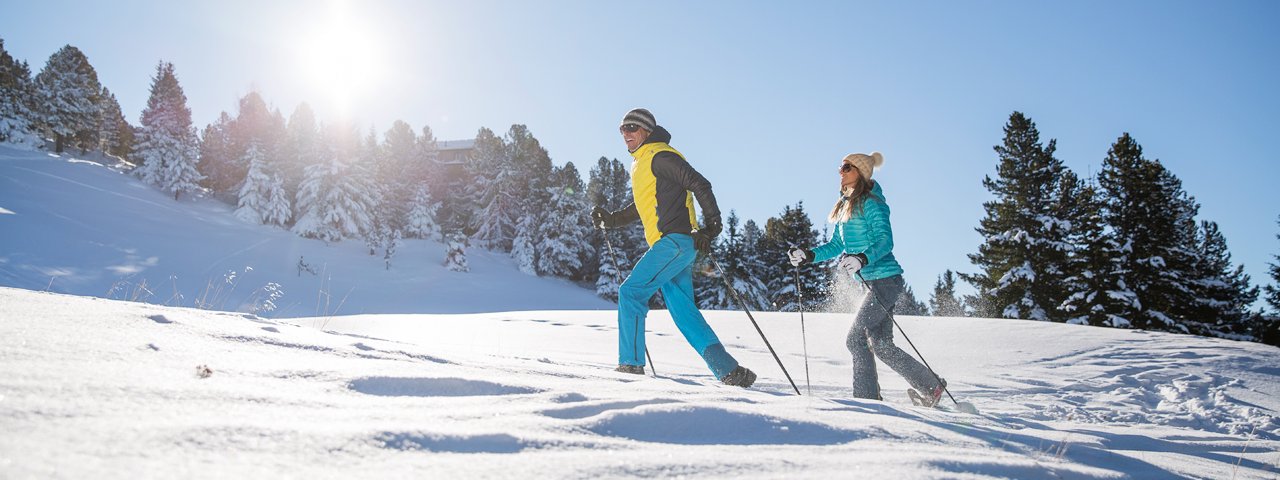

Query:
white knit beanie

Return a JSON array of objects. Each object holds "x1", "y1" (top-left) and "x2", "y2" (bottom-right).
[{"x1": 843, "y1": 152, "x2": 884, "y2": 179}]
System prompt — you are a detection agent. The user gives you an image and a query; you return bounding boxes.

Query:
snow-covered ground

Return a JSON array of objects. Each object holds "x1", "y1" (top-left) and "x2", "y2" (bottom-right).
[
  {"x1": 2, "y1": 144, "x2": 1279, "y2": 478},
  {"x1": 2, "y1": 287, "x2": 1278, "y2": 478}
]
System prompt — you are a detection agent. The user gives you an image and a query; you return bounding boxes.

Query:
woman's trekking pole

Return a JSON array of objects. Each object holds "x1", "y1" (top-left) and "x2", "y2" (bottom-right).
[
  {"x1": 796, "y1": 263, "x2": 812, "y2": 396},
  {"x1": 601, "y1": 228, "x2": 656, "y2": 377},
  {"x1": 709, "y1": 255, "x2": 801, "y2": 395}
]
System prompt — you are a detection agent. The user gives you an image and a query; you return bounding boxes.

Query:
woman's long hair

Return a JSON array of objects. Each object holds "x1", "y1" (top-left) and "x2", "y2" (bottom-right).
[{"x1": 828, "y1": 174, "x2": 874, "y2": 224}]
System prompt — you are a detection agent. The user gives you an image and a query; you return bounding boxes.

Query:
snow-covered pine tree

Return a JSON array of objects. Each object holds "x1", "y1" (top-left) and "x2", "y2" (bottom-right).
[
  {"x1": 405, "y1": 185, "x2": 440, "y2": 241},
  {"x1": 359, "y1": 127, "x2": 391, "y2": 252},
  {"x1": 535, "y1": 163, "x2": 594, "y2": 280},
  {"x1": 466, "y1": 127, "x2": 515, "y2": 250},
  {"x1": 444, "y1": 232, "x2": 470, "y2": 272},
  {"x1": 377, "y1": 120, "x2": 417, "y2": 234},
  {"x1": 761, "y1": 202, "x2": 824, "y2": 311},
  {"x1": 96, "y1": 87, "x2": 132, "y2": 160},
  {"x1": 1258, "y1": 216, "x2": 1280, "y2": 345},
  {"x1": 1097, "y1": 133, "x2": 1202, "y2": 333},
  {"x1": 929, "y1": 270, "x2": 966, "y2": 317},
  {"x1": 511, "y1": 212, "x2": 539, "y2": 276},
  {"x1": 697, "y1": 211, "x2": 769, "y2": 310},
  {"x1": 1266, "y1": 216, "x2": 1280, "y2": 315},
  {"x1": 505, "y1": 125, "x2": 557, "y2": 261},
  {"x1": 1182, "y1": 220, "x2": 1258, "y2": 339},
  {"x1": 235, "y1": 143, "x2": 290, "y2": 226},
  {"x1": 33, "y1": 45, "x2": 102, "y2": 153},
  {"x1": 211, "y1": 91, "x2": 285, "y2": 197},
  {"x1": 1057, "y1": 178, "x2": 1130, "y2": 326},
  {"x1": 739, "y1": 219, "x2": 770, "y2": 308},
  {"x1": 197, "y1": 112, "x2": 234, "y2": 191},
  {"x1": 587, "y1": 157, "x2": 632, "y2": 301},
  {"x1": 291, "y1": 122, "x2": 378, "y2": 242},
  {"x1": 895, "y1": 284, "x2": 929, "y2": 316},
  {"x1": 134, "y1": 61, "x2": 203, "y2": 201},
  {"x1": 281, "y1": 103, "x2": 319, "y2": 219},
  {"x1": 962, "y1": 112, "x2": 1077, "y2": 321},
  {"x1": 0, "y1": 38, "x2": 39, "y2": 146}
]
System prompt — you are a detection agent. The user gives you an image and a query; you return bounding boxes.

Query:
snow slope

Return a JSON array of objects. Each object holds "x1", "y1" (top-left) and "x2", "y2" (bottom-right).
[
  {"x1": 2, "y1": 287, "x2": 1277, "y2": 479},
  {"x1": 0, "y1": 144, "x2": 612, "y2": 317}
]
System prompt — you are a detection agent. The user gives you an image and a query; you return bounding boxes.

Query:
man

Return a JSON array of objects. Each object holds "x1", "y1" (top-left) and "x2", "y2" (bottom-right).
[{"x1": 592, "y1": 108, "x2": 756, "y2": 387}]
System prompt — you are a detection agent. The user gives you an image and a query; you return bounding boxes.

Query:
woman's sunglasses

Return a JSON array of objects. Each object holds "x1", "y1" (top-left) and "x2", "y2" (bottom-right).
[
  {"x1": 620, "y1": 123, "x2": 643, "y2": 133},
  {"x1": 840, "y1": 163, "x2": 855, "y2": 173}
]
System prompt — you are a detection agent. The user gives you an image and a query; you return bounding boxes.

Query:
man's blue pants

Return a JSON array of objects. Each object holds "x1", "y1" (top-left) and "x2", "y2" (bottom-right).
[{"x1": 617, "y1": 234, "x2": 738, "y2": 379}]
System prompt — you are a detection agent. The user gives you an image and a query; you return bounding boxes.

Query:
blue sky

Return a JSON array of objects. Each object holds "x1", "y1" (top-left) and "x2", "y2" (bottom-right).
[{"x1": 3, "y1": 0, "x2": 1278, "y2": 302}]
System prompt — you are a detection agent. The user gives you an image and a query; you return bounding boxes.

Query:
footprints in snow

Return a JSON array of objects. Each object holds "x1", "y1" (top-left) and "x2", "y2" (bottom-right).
[{"x1": 349, "y1": 376, "x2": 541, "y2": 397}]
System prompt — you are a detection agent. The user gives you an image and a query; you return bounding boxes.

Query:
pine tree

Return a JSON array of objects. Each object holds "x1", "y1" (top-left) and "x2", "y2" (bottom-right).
[
  {"x1": 444, "y1": 232, "x2": 470, "y2": 272},
  {"x1": 405, "y1": 185, "x2": 440, "y2": 241},
  {"x1": 739, "y1": 219, "x2": 770, "y2": 308},
  {"x1": 96, "y1": 87, "x2": 132, "y2": 160},
  {"x1": 1266, "y1": 216, "x2": 1280, "y2": 315},
  {"x1": 134, "y1": 61, "x2": 202, "y2": 200},
  {"x1": 505, "y1": 125, "x2": 556, "y2": 260},
  {"x1": 511, "y1": 213, "x2": 539, "y2": 275},
  {"x1": 698, "y1": 211, "x2": 769, "y2": 310},
  {"x1": 587, "y1": 157, "x2": 636, "y2": 301},
  {"x1": 197, "y1": 112, "x2": 234, "y2": 190},
  {"x1": 963, "y1": 112, "x2": 1078, "y2": 321},
  {"x1": 378, "y1": 120, "x2": 418, "y2": 234},
  {"x1": 895, "y1": 284, "x2": 929, "y2": 316},
  {"x1": 535, "y1": 163, "x2": 594, "y2": 279},
  {"x1": 467, "y1": 127, "x2": 515, "y2": 250},
  {"x1": 1183, "y1": 220, "x2": 1258, "y2": 338},
  {"x1": 291, "y1": 122, "x2": 378, "y2": 242},
  {"x1": 1097, "y1": 133, "x2": 1202, "y2": 333},
  {"x1": 761, "y1": 202, "x2": 825, "y2": 311},
  {"x1": 930, "y1": 270, "x2": 965, "y2": 317},
  {"x1": 1057, "y1": 177, "x2": 1139, "y2": 327},
  {"x1": 282, "y1": 103, "x2": 319, "y2": 219},
  {"x1": 235, "y1": 143, "x2": 290, "y2": 226},
  {"x1": 33, "y1": 45, "x2": 102, "y2": 153},
  {"x1": 211, "y1": 91, "x2": 285, "y2": 196},
  {"x1": 0, "y1": 38, "x2": 38, "y2": 146}
]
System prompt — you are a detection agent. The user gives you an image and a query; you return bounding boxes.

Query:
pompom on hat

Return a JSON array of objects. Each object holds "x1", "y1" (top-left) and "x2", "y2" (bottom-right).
[{"x1": 842, "y1": 152, "x2": 884, "y2": 179}]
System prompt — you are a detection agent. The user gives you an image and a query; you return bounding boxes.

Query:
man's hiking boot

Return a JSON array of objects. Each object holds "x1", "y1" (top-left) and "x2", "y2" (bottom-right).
[
  {"x1": 720, "y1": 365, "x2": 756, "y2": 388},
  {"x1": 615, "y1": 364, "x2": 646, "y2": 375}
]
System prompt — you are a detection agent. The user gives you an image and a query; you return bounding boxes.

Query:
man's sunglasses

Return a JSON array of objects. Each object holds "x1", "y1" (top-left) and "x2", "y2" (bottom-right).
[{"x1": 620, "y1": 123, "x2": 643, "y2": 133}]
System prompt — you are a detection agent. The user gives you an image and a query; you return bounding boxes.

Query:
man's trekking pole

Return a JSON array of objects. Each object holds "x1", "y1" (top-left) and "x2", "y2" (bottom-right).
[
  {"x1": 855, "y1": 272, "x2": 977, "y2": 413},
  {"x1": 709, "y1": 255, "x2": 801, "y2": 395},
  {"x1": 796, "y1": 263, "x2": 812, "y2": 396},
  {"x1": 600, "y1": 228, "x2": 656, "y2": 377}
]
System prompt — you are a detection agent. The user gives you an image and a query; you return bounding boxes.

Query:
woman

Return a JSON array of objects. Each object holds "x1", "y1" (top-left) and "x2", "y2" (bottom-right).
[{"x1": 787, "y1": 152, "x2": 946, "y2": 405}]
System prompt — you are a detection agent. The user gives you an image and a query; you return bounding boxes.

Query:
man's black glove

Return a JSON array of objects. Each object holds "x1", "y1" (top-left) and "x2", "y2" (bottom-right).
[
  {"x1": 693, "y1": 218, "x2": 722, "y2": 254},
  {"x1": 591, "y1": 206, "x2": 617, "y2": 229}
]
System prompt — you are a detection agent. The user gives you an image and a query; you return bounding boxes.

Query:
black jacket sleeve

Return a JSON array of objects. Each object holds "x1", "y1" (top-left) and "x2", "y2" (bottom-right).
[
  {"x1": 615, "y1": 202, "x2": 640, "y2": 224},
  {"x1": 651, "y1": 152, "x2": 721, "y2": 224}
]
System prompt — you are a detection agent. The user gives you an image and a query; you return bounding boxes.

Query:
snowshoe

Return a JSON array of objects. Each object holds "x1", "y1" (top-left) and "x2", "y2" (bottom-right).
[
  {"x1": 908, "y1": 378, "x2": 946, "y2": 408},
  {"x1": 615, "y1": 364, "x2": 646, "y2": 375},
  {"x1": 720, "y1": 365, "x2": 756, "y2": 388}
]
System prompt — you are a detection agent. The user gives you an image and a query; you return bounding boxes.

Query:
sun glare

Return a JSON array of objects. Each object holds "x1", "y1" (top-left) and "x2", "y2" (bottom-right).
[{"x1": 295, "y1": 2, "x2": 385, "y2": 117}]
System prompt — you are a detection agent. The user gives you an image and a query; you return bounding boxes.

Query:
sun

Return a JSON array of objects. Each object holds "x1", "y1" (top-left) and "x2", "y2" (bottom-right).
[{"x1": 295, "y1": 2, "x2": 385, "y2": 116}]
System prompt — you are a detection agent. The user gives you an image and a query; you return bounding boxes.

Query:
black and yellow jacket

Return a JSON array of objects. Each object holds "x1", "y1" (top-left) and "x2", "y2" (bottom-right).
[{"x1": 616, "y1": 126, "x2": 721, "y2": 246}]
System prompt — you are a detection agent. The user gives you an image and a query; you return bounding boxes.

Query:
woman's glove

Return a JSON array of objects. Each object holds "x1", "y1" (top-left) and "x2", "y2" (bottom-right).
[
  {"x1": 787, "y1": 247, "x2": 814, "y2": 267},
  {"x1": 838, "y1": 253, "x2": 867, "y2": 275}
]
